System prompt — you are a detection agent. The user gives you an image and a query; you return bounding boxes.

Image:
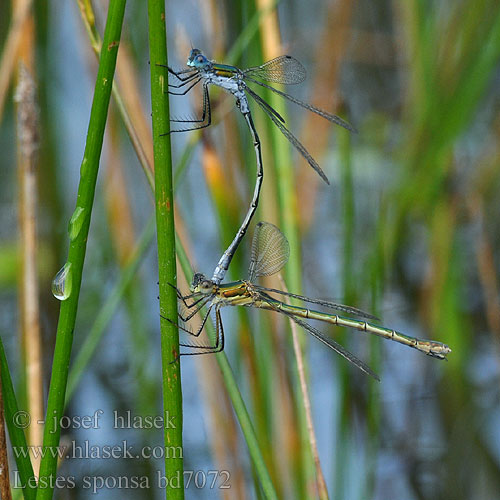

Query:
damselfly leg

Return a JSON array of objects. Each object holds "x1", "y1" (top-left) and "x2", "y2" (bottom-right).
[{"x1": 163, "y1": 304, "x2": 225, "y2": 356}]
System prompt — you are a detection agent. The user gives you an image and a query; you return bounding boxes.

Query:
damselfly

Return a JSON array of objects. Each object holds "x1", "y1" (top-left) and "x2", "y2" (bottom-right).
[
  {"x1": 168, "y1": 222, "x2": 451, "y2": 380},
  {"x1": 166, "y1": 49, "x2": 355, "y2": 183},
  {"x1": 164, "y1": 49, "x2": 355, "y2": 284}
]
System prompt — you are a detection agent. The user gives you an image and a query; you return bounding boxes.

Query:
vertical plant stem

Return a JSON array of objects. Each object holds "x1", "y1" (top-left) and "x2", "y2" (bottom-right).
[
  {"x1": 15, "y1": 59, "x2": 43, "y2": 476},
  {"x1": 15, "y1": 61, "x2": 43, "y2": 476},
  {"x1": 0, "y1": 339, "x2": 35, "y2": 499},
  {"x1": 35, "y1": 1, "x2": 126, "y2": 498},
  {"x1": 0, "y1": 0, "x2": 33, "y2": 120},
  {"x1": 147, "y1": 1, "x2": 184, "y2": 497},
  {"x1": 256, "y1": 2, "x2": 315, "y2": 496},
  {"x1": 0, "y1": 365, "x2": 13, "y2": 500},
  {"x1": 335, "y1": 122, "x2": 354, "y2": 500},
  {"x1": 278, "y1": 275, "x2": 330, "y2": 500}
]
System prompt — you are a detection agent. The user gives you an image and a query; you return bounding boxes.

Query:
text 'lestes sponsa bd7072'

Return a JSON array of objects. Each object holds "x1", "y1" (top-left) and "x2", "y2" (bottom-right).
[
  {"x1": 166, "y1": 222, "x2": 451, "y2": 380},
  {"x1": 164, "y1": 49, "x2": 355, "y2": 284}
]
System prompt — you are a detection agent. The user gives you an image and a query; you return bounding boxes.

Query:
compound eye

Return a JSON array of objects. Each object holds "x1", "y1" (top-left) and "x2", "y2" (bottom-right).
[
  {"x1": 197, "y1": 55, "x2": 204, "y2": 63},
  {"x1": 201, "y1": 281, "x2": 212, "y2": 291}
]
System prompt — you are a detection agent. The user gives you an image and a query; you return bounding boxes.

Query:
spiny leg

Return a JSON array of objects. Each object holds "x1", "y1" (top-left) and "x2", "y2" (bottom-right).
[
  {"x1": 161, "y1": 304, "x2": 212, "y2": 340},
  {"x1": 167, "y1": 281, "x2": 185, "y2": 301},
  {"x1": 179, "y1": 306, "x2": 225, "y2": 355},
  {"x1": 167, "y1": 282, "x2": 206, "y2": 309},
  {"x1": 164, "y1": 83, "x2": 212, "y2": 134},
  {"x1": 177, "y1": 297, "x2": 211, "y2": 323},
  {"x1": 156, "y1": 64, "x2": 198, "y2": 81},
  {"x1": 167, "y1": 78, "x2": 201, "y2": 96},
  {"x1": 164, "y1": 308, "x2": 209, "y2": 365},
  {"x1": 171, "y1": 82, "x2": 210, "y2": 122},
  {"x1": 166, "y1": 74, "x2": 199, "y2": 89}
]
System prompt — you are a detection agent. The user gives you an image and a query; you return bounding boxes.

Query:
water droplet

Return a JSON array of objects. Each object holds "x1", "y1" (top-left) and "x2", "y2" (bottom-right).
[
  {"x1": 68, "y1": 207, "x2": 85, "y2": 241},
  {"x1": 52, "y1": 263, "x2": 72, "y2": 301}
]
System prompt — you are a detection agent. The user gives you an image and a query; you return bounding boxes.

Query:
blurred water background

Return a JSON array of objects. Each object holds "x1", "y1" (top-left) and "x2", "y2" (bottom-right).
[{"x1": 2, "y1": 0, "x2": 500, "y2": 498}]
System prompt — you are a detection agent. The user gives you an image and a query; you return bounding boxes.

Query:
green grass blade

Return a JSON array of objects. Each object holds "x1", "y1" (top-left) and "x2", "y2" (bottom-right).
[
  {"x1": 35, "y1": 1, "x2": 127, "y2": 498},
  {"x1": 259, "y1": 45, "x2": 316, "y2": 500},
  {"x1": 0, "y1": 338, "x2": 36, "y2": 500},
  {"x1": 225, "y1": 0, "x2": 281, "y2": 65},
  {"x1": 147, "y1": 1, "x2": 184, "y2": 497}
]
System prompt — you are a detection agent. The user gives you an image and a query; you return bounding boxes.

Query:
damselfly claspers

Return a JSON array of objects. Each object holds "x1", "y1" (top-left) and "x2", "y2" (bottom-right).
[
  {"x1": 164, "y1": 49, "x2": 355, "y2": 284},
  {"x1": 169, "y1": 222, "x2": 451, "y2": 380}
]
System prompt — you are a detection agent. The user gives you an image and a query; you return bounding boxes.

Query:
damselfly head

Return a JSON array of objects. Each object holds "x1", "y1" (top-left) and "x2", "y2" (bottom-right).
[
  {"x1": 187, "y1": 49, "x2": 210, "y2": 69},
  {"x1": 191, "y1": 273, "x2": 215, "y2": 294}
]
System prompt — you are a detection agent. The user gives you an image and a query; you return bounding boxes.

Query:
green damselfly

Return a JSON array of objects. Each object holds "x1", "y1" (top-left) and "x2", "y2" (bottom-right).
[{"x1": 168, "y1": 222, "x2": 451, "y2": 380}]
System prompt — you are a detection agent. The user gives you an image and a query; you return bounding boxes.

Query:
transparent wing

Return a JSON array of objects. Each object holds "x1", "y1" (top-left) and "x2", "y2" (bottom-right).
[
  {"x1": 247, "y1": 85, "x2": 330, "y2": 183},
  {"x1": 248, "y1": 222, "x2": 290, "y2": 281},
  {"x1": 285, "y1": 313, "x2": 379, "y2": 380},
  {"x1": 250, "y1": 284, "x2": 379, "y2": 320},
  {"x1": 245, "y1": 76, "x2": 357, "y2": 133},
  {"x1": 257, "y1": 293, "x2": 379, "y2": 380},
  {"x1": 243, "y1": 55, "x2": 306, "y2": 85}
]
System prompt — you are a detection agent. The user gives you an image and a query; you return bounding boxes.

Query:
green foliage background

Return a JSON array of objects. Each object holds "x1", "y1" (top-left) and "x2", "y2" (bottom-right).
[{"x1": 1, "y1": 0, "x2": 500, "y2": 498}]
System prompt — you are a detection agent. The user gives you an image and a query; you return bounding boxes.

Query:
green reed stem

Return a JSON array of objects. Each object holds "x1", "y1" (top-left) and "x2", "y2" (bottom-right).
[
  {"x1": 263, "y1": 67, "x2": 315, "y2": 500},
  {"x1": 147, "y1": 1, "x2": 184, "y2": 497},
  {"x1": 35, "y1": 2, "x2": 126, "y2": 498},
  {"x1": 0, "y1": 338, "x2": 36, "y2": 499}
]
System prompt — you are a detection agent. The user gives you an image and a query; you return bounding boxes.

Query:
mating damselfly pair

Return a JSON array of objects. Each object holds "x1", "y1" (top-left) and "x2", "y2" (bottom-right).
[{"x1": 164, "y1": 50, "x2": 451, "y2": 378}]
